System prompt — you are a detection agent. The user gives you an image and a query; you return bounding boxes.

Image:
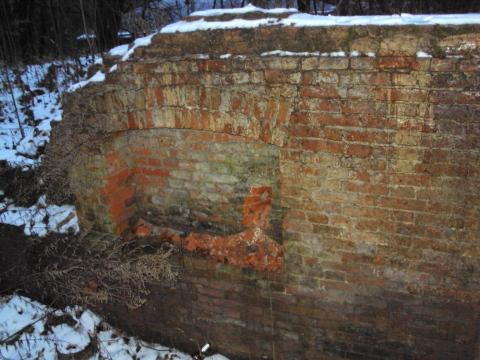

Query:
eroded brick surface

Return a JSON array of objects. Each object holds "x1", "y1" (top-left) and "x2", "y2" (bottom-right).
[{"x1": 49, "y1": 22, "x2": 480, "y2": 359}]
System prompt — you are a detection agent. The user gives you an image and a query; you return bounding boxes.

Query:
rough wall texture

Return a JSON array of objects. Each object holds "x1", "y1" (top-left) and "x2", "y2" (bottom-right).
[{"x1": 49, "y1": 15, "x2": 480, "y2": 359}]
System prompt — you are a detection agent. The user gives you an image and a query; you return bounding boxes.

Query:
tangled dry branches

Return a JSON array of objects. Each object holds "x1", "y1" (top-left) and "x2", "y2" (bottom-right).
[{"x1": 7, "y1": 233, "x2": 178, "y2": 309}]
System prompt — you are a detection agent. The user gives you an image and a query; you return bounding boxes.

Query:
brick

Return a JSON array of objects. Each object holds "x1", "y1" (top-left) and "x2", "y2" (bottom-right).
[
  {"x1": 430, "y1": 58, "x2": 457, "y2": 71},
  {"x1": 298, "y1": 139, "x2": 344, "y2": 154},
  {"x1": 344, "y1": 181, "x2": 388, "y2": 195},
  {"x1": 345, "y1": 130, "x2": 390, "y2": 144},
  {"x1": 378, "y1": 197, "x2": 427, "y2": 212},
  {"x1": 350, "y1": 58, "x2": 375, "y2": 70},
  {"x1": 300, "y1": 86, "x2": 341, "y2": 99},
  {"x1": 377, "y1": 57, "x2": 419, "y2": 70},
  {"x1": 345, "y1": 144, "x2": 372, "y2": 158}
]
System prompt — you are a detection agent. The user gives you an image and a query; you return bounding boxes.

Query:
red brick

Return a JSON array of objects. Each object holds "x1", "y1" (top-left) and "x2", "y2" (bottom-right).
[
  {"x1": 299, "y1": 139, "x2": 343, "y2": 154},
  {"x1": 345, "y1": 144, "x2": 372, "y2": 158},
  {"x1": 391, "y1": 174, "x2": 430, "y2": 187},
  {"x1": 344, "y1": 181, "x2": 388, "y2": 195},
  {"x1": 377, "y1": 57, "x2": 419, "y2": 70},
  {"x1": 346, "y1": 130, "x2": 390, "y2": 144},
  {"x1": 378, "y1": 197, "x2": 427, "y2": 212},
  {"x1": 300, "y1": 85, "x2": 340, "y2": 99},
  {"x1": 323, "y1": 128, "x2": 343, "y2": 141},
  {"x1": 127, "y1": 112, "x2": 138, "y2": 129}
]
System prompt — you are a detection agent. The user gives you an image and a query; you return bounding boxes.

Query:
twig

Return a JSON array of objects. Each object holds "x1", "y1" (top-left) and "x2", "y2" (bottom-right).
[{"x1": 2, "y1": 64, "x2": 24, "y2": 139}]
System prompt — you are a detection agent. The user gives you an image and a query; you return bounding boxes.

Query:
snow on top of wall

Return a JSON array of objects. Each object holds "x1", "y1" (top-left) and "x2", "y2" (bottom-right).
[
  {"x1": 161, "y1": 11, "x2": 480, "y2": 33},
  {"x1": 283, "y1": 12, "x2": 480, "y2": 26},
  {"x1": 108, "y1": 32, "x2": 156, "y2": 61},
  {"x1": 416, "y1": 50, "x2": 433, "y2": 58},
  {"x1": 161, "y1": 17, "x2": 275, "y2": 33},
  {"x1": 108, "y1": 43, "x2": 129, "y2": 57},
  {"x1": 261, "y1": 50, "x2": 365, "y2": 57},
  {"x1": 67, "y1": 70, "x2": 105, "y2": 92},
  {"x1": 190, "y1": 3, "x2": 298, "y2": 17}
]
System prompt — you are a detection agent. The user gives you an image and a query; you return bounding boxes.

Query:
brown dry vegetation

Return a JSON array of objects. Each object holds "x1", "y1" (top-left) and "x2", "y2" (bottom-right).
[{"x1": 0, "y1": 227, "x2": 178, "y2": 309}]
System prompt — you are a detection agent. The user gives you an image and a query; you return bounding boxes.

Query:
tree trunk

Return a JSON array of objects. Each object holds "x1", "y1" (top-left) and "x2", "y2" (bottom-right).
[
  {"x1": 95, "y1": 0, "x2": 125, "y2": 51},
  {"x1": 298, "y1": 0, "x2": 310, "y2": 13}
]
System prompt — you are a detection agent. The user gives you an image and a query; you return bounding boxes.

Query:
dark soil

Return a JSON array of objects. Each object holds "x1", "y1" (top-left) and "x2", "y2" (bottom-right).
[
  {"x1": 0, "y1": 224, "x2": 31, "y2": 295},
  {"x1": 0, "y1": 222, "x2": 73, "y2": 306},
  {"x1": 0, "y1": 163, "x2": 43, "y2": 206}
]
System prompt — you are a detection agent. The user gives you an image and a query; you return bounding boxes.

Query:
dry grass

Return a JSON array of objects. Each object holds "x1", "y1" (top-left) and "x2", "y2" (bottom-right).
[
  {"x1": 6, "y1": 233, "x2": 178, "y2": 309},
  {"x1": 40, "y1": 110, "x2": 106, "y2": 205}
]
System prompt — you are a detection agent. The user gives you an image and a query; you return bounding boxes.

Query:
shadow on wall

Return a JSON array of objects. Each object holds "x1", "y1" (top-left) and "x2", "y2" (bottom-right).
[{"x1": 98, "y1": 128, "x2": 287, "y2": 272}]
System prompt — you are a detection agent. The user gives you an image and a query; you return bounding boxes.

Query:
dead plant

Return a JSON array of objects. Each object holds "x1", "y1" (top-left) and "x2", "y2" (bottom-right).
[{"x1": 7, "y1": 233, "x2": 178, "y2": 309}]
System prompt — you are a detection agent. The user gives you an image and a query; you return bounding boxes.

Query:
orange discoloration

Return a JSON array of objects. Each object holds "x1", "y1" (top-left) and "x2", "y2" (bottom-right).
[
  {"x1": 242, "y1": 186, "x2": 272, "y2": 228},
  {"x1": 184, "y1": 227, "x2": 283, "y2": 272},
  {"x1": 133, "y1": 224, "x2": 151, "y2": 237},
  {"x1": 127, "y1": 112, "x2": 137, "y2": 129},
  {"x1": 154, "y1": 88, "x2": 163, "y2": 105},
  {"x1": 100, "y1": 158, "x2": 136, "y2": 235},
  {"x1": 153, "y1": 185, "x2": 283, "y2": 272},
  {"x1": 101, "y1": 169, "x2": 132, "y2": 193}
]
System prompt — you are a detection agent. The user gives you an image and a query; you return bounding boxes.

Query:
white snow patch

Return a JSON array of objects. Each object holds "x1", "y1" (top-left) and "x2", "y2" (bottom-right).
[
  {"x1": 121, "y1": 33, "x2": 156, "y2": 61},
  {"x1": 190, "y1": 3, "x2": 297, "y2": 17},
  {"x1": 220, "y1": 53, "x2": 232, "y2": 59},
  {"x1": 108, "y1": 44, "x2": 130, "y2": 57},
  {"x1": 416, "y1": 51, "x2": 432, "y2": 58},
  {"x1": 205, "y1": 355, "x2": 231, "y2": 360},
  {"x1": 0, "y1": 195, "x2": 79, "y2": 237},
  {"x1": 0, "y1": 296, "x2": 47, "y2": 341},
  {"x1": 161, "y1": 17, "x2": 276, "y2": 33},
  {"x1": 68, "y1": 70, "x2": 105, "y2": 92},
  {"x1": 261, "y1": 50, "x2": 371, "y2": 57},
  {"x1": 79, "y1": 310, "x2": 101, "y2": 335},
  {"x1": 329, "y1": 51, "x2": 347, "y2": 57},
  {"x1": 261, "y1": 50, "x2": 320, "y2": 57},
  {"x1": 0, "y1": 57, "x2": 97, "y2": 167},
  {"x1": 118, "y1": 31, "x2": 132, "y2": 38},
  {"x1": 51, "y1": 324, "x2": 91, "y2": 354},
  {"x1": 76, "y1": 33, "x2": 96, "y2": 40}
]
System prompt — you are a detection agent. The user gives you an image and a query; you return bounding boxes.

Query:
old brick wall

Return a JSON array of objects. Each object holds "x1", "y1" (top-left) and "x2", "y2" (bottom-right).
[{"x1": 49, "y1": 19, "x2": 480, "y2": 359}]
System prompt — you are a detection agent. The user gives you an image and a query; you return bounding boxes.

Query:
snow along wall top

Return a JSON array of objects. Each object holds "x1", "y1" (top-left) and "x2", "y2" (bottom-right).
[{"x1": 46, "y1": 9, "x2": 480, "y2": 357}]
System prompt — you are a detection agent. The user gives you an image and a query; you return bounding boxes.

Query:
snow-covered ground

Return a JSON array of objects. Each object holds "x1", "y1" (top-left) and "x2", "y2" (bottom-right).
[
  {"x1": 0, "y1": 295, "x2": 228, "y2": 360},
  {"x1": 0, "y1": 56, "x2": 99, "y2": 167},
  {"x1": 0, "y1": 57, "x2": 96, "y2": 236},
  {"x1": 0, "y1": 195, "x2": 79, "y2": 237}
]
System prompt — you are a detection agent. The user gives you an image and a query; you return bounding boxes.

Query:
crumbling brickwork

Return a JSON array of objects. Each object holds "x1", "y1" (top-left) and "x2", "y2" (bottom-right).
[{"x1": 48, "y1": 15, "x2": 480, "y2": 359}]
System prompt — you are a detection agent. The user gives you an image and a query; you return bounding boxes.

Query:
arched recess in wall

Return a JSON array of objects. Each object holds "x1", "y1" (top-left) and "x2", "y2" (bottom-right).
[{"x1": 84, "y1": 70, "x2": 293, "y2": 272}]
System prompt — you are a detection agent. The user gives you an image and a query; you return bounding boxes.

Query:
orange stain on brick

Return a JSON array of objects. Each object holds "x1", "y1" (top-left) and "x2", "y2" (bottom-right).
[
  {"x1": 133, "y1": 224, "x2": 151, "y2": 237},
  {"x1": 158, "y1": 185, "x2": 284, "y2": 272},
  {"x1": 242, "y1": 186, "x2": 272, "y2": 228},
  {"x1": 183, "y1": 227, "x2": 283, "y2": 272}
]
